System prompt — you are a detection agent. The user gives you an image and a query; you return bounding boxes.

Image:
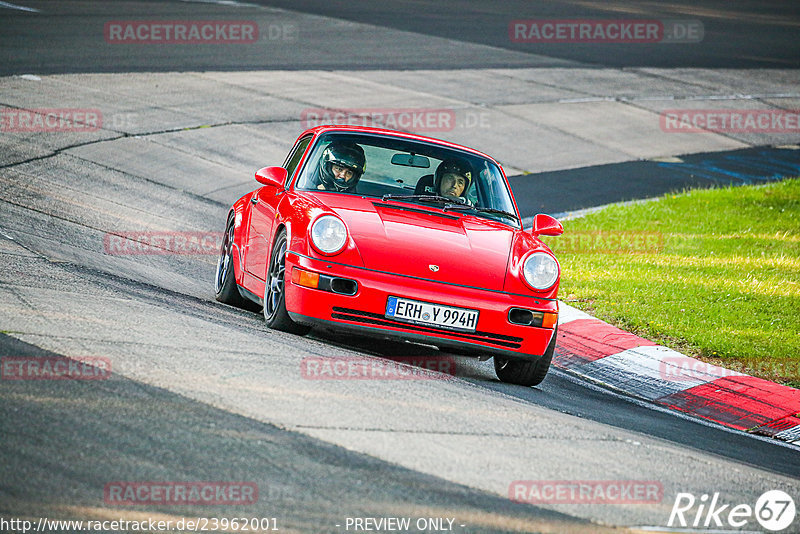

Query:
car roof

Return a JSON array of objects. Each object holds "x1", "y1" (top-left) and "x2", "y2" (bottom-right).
[{"x1": 299, "y1": 125, "x2": 501, "y2": 166}]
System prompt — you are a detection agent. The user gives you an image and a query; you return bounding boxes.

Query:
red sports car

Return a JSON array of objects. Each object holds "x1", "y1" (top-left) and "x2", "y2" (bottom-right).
[{"x1": 215, "y1": 125, "x2": 563, "y2": 386}]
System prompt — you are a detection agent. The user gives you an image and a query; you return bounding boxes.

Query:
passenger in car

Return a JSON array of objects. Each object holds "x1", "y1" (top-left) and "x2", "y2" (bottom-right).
[{"x1": 435, "y1": 159, "x2": 472, "y2": 200}]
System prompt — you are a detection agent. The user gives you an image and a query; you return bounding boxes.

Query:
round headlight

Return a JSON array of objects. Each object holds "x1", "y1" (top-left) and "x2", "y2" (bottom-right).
[
  {"x1": 522, "y1": 252, "x2": 559, "y2": 290},
  {"x1": 311, "y1": 215, "x2": 347, "y2": 255}
]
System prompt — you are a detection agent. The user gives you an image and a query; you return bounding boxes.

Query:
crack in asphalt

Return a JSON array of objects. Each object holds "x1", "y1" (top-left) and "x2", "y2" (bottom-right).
[
  {"x1": 3, "y1": 72, "x2": 795, "y2": 180},
  {"x1": 291, "y1": 424, "x2": 627, "y2": 440},
  {"x1": 63, "y1": 152, "x2": 229, "y2": 209},
  {"x1": 0, "y1": 254, "x2": 413, "y2": 365},
  {"x1": 0, "y1": 102, "x2": 292, "y2": 172},
  {"x1": 6, "y1": 160, "x2": 223, "y2": 222},
  {"x1": 0, "y1": 196, "x2": 215, "y2": 258},
  {"x1": 0, "y1": 135, "x2": 125, "y2": 171}
]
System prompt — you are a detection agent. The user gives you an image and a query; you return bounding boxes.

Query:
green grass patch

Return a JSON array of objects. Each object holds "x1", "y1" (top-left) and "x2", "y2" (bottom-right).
[{"x1": 542, "y1": 178, "x2": 800, "y2": 388}]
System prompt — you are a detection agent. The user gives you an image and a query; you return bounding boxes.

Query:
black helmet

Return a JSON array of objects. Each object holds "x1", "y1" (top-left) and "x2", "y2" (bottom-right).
[
  {"x1": 318, "y1": 142, "x2": 366, "y2": 192},
  {"x1": 434, "y1": 159, "x2": 472, "y2": 198}
]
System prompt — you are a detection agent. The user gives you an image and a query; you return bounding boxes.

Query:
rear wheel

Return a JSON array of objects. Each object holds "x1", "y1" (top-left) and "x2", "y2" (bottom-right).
[
  {"x1": 215, "y1": 214, "x2": 250, "y2": 308},
  {"x1": 263, "y1": 230, "x2": 311, "y2": 335},
  {"x1": 494, "y1": 325, "x2": 557, "y2": 387}
]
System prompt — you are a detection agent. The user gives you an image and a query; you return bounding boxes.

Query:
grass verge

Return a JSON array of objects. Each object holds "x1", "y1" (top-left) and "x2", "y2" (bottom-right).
[{"x1": 542, "y1": 178, "x2": 800, "y2": 388}]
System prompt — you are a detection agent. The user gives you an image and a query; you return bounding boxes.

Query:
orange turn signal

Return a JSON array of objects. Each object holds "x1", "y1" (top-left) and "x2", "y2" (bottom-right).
[
  {"x1": 291, "y1": 267, "x2": 320, "y2": 289},
  {"x1": 542, "y1": 312, "x2": 558, "y2": 329}
]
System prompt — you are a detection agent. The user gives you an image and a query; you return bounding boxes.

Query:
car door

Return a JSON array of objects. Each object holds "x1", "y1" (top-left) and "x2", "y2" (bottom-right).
[{"x1": 245, "y1": 135, "x2": 313, "y2": 280}]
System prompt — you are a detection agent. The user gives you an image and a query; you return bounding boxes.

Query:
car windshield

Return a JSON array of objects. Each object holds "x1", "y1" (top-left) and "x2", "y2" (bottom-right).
[{"x1": 295, "y1": 132, "x2": 519, "y2": 226}]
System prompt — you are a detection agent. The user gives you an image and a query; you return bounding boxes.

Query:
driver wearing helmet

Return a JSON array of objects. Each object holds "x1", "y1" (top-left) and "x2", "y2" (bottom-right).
[
  {"x1": 315, "y1": 141, "x2": 366, "y2": 192},
  {"x1": 435, "y1": 159, "x2": 472, "y2": 201}
]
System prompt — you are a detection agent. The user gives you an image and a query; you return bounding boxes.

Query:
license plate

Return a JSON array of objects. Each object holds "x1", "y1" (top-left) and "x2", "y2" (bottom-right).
[{"x1": 385, "y1": 296, "x2": 479, "y2": 332}]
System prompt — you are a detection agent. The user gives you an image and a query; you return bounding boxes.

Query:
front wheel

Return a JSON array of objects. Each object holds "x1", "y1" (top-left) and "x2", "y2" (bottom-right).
[
  {"x1": 263, "y1": 230, "x2": 311, "y2": 335},
  {"x1": 494, "y1": 325, "x2": 557, "y2": 387}
]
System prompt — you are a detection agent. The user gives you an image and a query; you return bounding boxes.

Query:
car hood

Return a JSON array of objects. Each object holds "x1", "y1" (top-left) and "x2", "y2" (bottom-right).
[{"x1": 312, "y1": 194, "x2": 513, "y2": 290}]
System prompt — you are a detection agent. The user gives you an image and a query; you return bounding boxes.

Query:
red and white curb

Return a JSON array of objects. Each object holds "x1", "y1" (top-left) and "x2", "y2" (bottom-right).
[{"x1": 555, "y1": 303, "x2": 800, "y2": 443}]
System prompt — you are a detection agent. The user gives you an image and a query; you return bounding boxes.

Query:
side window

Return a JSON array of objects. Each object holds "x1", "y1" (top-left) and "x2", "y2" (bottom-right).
[{"x1": 283, "y1": 136, "x2": 313, "y2": 184}]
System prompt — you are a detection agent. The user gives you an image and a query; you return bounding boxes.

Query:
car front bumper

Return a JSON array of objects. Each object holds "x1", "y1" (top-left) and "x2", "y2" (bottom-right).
[{"x1": 284, "y1": 252, "x2": 557, "y2": 360}]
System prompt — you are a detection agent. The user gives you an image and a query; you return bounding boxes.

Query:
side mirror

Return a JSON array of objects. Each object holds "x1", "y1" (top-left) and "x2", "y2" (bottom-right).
[
  {"x1": 255, "y1": 166, "x2": 287, "y2": 188},
  {"x1": 531, "y1": 213, "x2": 563, "y2": 236}
]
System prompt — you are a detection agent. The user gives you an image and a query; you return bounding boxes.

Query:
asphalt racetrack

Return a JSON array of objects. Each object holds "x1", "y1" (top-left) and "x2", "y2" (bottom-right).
[{"x1": 1, "y1": 1, "x2": 799, "y2": 533}]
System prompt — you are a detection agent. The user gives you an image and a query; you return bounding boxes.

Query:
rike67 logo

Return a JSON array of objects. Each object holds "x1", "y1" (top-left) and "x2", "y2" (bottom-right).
[{"x1": 669, "y1": 490, "x2": 796, "y2": 531}]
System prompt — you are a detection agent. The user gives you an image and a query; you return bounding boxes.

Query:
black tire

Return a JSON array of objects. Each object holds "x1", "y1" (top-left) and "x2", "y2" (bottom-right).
[
  {"x1": 494, "y1": 325, "x2": 558, "y2": 387},
  {"x1": 215, "y1": 214, "x2": 251, "y2": 308},
  {"x1": 263, "y1": 230, "x2": 311, "y2": 335}
]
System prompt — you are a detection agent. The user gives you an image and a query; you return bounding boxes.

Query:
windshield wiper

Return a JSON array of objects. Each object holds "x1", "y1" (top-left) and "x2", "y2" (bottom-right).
[
  {"x1": 442, "y1": 204, "x2": 519, "y2": 221},
  {"x1": 381, "y1": 194, "x2": 517, "y2": 221},
  {"x1": 381, "y1": 194, "x2": 470, "y2": 205}
]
